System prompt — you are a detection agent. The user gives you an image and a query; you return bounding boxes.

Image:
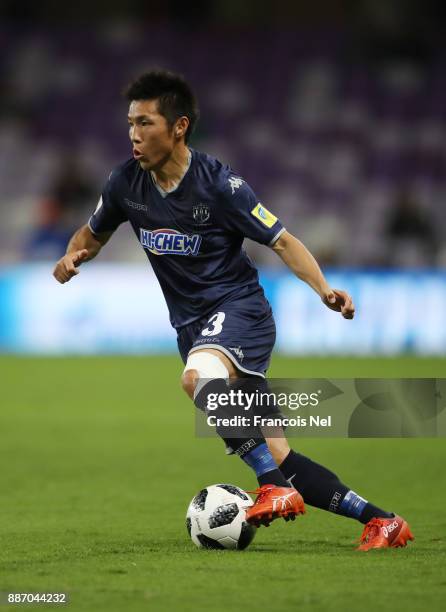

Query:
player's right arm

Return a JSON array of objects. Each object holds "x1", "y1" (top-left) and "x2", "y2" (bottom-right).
[
  {"x1": 53, "y1": 166, "x2": 128, "y2": 284},
  {"x1": 53, "y1": 224, "x2": 113, "y2": 284}
]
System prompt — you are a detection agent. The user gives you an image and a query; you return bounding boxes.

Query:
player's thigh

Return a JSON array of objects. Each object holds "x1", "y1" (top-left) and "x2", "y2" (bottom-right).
[
  {"x1": 181, "y1": 348, "x2": 240, "y2": 399},
  {"x1": 195, "y1": 348, "x2": 239, "y2": 379}
]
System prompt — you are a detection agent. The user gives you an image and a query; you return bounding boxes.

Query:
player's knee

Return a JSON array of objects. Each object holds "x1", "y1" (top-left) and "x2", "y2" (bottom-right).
[
  {"x1": 182, "y1": 351, "x2": 230, "y2": 401},
  {"x1": 181, "y1": 369, "x2": 199, "y2": 399}
]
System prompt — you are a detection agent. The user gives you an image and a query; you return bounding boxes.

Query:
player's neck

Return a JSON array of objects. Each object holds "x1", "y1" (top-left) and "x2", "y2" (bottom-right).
[{"x1": 151, "y1": 144, "x2": 191, "y2": 192}]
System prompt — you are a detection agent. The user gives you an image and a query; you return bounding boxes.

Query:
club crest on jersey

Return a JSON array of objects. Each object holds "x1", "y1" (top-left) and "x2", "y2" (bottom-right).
[
  {"x1": 140, "y1": 228, "x2": 201, "y2": 256},
  {"x1": 193, "y1": 203, "x2": 210, "y2": 225}
]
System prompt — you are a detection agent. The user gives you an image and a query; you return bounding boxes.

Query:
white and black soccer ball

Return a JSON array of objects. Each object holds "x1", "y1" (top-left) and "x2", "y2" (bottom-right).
[{"x1": 186, "y1": 484, "x2": 256, "y2": 550}]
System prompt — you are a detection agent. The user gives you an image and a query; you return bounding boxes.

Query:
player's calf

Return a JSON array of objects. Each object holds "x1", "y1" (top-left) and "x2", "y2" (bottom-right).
[
  {"x1": 278, "y1": 450, "x2": 396, "y2": 524},
  {"x1": 183, "y1": 351, "x2": 302, "y2": 497}
]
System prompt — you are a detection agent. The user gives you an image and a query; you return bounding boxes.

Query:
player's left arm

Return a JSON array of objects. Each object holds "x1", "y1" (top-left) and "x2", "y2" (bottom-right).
[{"x1": 271, "y1": 230, "x2": 355, "y2": 319}]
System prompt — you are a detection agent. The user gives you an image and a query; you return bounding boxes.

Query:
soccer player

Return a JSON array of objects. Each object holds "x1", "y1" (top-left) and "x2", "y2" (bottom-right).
[{"x1": 53, "y1": 71, "x2": 413, "y2": 551}]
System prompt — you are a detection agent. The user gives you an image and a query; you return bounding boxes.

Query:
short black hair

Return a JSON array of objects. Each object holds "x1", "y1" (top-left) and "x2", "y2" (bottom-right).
[{"x1": 124, "y1": 70, "x2": 199, "y2": 143}]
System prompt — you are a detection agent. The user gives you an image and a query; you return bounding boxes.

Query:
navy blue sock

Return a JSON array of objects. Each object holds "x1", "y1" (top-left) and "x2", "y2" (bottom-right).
[
  {"x1": 279, "y1": 450, "x2": 392, "y2": 523},
  {"x1": 337, "y1": 491, "x2": 394, "y2": 524},
  {"x1": 358, "y1": 502, "x2": 394, "y2": 524},
  {"x1": 242, "y1": 443, "x2": 291, "y2": 487}
]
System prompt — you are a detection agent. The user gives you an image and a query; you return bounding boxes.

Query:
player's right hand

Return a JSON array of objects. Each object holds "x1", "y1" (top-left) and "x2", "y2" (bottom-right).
[{"x1": 53, "y1": 249, "x2": 89, "y2": 284}]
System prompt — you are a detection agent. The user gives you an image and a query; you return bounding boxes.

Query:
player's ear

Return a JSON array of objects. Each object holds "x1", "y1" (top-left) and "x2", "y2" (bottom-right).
[{"x1": 175, "y1": 116, "x2": 190, "y2": 140}]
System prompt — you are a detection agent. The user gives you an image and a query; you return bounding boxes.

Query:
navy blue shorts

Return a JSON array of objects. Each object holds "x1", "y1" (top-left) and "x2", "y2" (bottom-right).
[{"x1": 176, "y1": 291, "x2": 276, "y2": 378}]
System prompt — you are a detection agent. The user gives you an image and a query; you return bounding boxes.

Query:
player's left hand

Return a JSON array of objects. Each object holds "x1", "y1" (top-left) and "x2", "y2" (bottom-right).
[{"x1": 322, "y1": 288, "x2": 355, "y2": 319}]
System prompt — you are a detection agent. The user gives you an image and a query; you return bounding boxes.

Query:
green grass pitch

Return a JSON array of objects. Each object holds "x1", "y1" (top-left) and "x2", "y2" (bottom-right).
[{"x1": 1, "y1": 356, "x2": 445, "y2": 612}]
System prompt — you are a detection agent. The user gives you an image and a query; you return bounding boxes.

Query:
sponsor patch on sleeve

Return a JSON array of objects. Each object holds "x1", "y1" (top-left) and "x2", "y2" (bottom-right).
[{"x1": 251, "y1": 203, "x2": 278, "y2": 228}]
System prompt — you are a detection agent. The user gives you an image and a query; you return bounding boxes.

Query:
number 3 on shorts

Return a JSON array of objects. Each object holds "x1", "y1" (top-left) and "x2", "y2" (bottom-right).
[{"x1": 202, "y1": 311, "x2": 225, "y2": 337}]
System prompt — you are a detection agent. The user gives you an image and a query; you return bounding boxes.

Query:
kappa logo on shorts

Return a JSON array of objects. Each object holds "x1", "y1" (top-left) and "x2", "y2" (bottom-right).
[
  {"x1": 229, "y1": 346, "x2": 244, "y2": 361},
  {"x1": 140, "y1": 228, "x2": 201, "y2": 256}
]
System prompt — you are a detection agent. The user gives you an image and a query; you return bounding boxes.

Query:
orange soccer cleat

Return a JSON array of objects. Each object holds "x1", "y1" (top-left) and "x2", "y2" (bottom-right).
[
  {"x1": 357, "y1": 515, "x2": 414, "y2": 551},
  {"x1": 246, "y1": 484, "x2": 305, "y2": 527}
]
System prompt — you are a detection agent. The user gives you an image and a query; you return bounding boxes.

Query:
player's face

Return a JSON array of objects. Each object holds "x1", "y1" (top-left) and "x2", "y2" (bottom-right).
[{"x1": 127, "y1": 99, "x2": 175, "y2": 171}]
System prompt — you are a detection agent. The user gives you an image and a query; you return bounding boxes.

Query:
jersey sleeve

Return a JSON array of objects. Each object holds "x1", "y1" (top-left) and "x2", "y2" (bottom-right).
[
  {"x1": 88, "y1": 171, "x2": 127, "y2": 235},
  {"x1": 217, "y1": 175, "x2": 285, "y2": 245}
]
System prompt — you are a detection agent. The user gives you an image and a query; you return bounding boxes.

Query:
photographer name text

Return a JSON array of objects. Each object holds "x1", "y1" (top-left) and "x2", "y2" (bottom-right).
[{"x1": 206, "y1": 415, "x2": 332, "y2": 428}]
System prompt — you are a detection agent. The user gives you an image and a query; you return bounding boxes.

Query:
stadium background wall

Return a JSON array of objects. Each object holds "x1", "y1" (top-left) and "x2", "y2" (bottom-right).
[{"x1": 0, "y1": 265, "x2": 445, "y2": 355}]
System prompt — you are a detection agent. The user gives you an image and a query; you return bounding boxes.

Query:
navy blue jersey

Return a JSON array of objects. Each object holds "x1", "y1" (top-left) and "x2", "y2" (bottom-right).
[{"x1": 88, "y1": 149, "x2": 285, "y2": 329}]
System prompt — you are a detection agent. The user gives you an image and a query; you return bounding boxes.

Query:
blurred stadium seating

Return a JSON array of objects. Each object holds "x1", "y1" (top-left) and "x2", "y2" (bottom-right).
[
  {"x1": 1, "y1": 21, "x2": 445, "y2": 268},
  {"x1": 1, "y1": 4, "x2": 445, "y2": 355}
]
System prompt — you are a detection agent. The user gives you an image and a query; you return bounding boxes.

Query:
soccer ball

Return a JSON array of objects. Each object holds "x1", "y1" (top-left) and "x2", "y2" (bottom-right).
[{"x1": 186, "y1": 484, "x2": 256, "y2": 550}]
